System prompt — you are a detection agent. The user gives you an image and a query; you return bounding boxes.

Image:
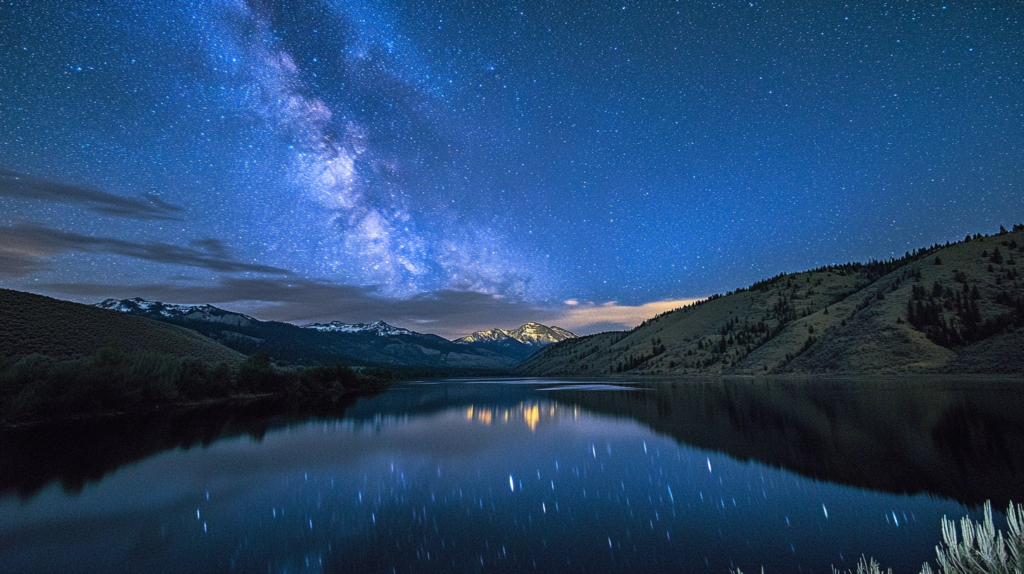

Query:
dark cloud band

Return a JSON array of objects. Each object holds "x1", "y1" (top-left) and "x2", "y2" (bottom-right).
[
  {"x1": 0, "y1": 223, "x2": 291, "y2": 276},
  {"x1": 0, "y1": 169, "x2": 183, "y2": 220}
]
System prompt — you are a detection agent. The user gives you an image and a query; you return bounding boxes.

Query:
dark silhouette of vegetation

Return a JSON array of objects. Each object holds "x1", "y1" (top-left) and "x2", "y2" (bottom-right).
[
  {"x1": 0, "y1": 342, "x2": 391, "y2": 426},
  {"x1": 907, "y1": 278, "x2": 1024, "y2": 348},
  {"x1": 613, "y1": 338, "x2": 666, "y2": 372}
]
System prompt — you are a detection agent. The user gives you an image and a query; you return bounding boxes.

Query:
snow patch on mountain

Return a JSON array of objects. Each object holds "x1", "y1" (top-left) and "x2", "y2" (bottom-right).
[
  {"x1": 95, "y1": 297, "x2": 257, "y2": 325},
  {"x1": 302, "y1": 320, "x2": 418, "y2": 337}
]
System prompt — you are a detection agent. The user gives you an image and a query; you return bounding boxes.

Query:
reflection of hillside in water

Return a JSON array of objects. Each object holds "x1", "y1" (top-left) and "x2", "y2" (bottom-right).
[
  {"x1": 3, "y1": 379, "x2": 1023, "y2": 507},
  {"x1": 552, "y1": 379, "x2": 1024, "y2": 508},
  {"x1": 0, "y1": 395, "x2": 364, "y2": 499}
]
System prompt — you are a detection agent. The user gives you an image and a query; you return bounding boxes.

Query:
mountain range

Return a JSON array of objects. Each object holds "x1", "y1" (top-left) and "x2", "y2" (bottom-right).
[
  {"x1": 520, "y1": 226, "x2": 1024, "y2": 376},
  {"x1": 90, "y1": 297, "x2": 575, "y2": 370},
  {"x1": 302, "y1": 320, "x2": 418, "y2": 337},
  {"x1": 456, "y1": 322, "x2": 577, "y2": 347},
  {"x1": 452, "y1": 322, "x2": 578, "y2": 361}
]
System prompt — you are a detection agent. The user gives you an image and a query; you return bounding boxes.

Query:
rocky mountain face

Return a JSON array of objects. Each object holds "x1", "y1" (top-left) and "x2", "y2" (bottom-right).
[
  {"x1": 455, "y1": 322, "x2": 579, "y2": 361},
  {"x1": 520, "y1": 226, "x2": 1024, "y2": 376},
  {"x1": 93, "y1": 299, "x2": 521, "y2": 370}
]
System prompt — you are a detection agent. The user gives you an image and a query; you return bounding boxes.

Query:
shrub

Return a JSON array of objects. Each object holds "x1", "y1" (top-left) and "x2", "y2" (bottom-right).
[
  {"x1": 924, "y1": 500, "x2": 1024, "y2": 574},
  {"x1": 732, "y1": 501, "x2": 1024, "y2": 574}
]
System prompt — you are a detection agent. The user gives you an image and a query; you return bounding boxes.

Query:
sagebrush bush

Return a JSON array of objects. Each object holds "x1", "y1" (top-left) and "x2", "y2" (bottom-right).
[
  {"x1": 732, "y1": 501, "x2": 1024, "y2": 574},
  {"x1": 923, "y1": 500, "x2": 1024, "y2": 574}
]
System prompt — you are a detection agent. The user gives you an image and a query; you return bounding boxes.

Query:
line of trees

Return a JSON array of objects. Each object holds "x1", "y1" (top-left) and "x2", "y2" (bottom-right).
[{"x1": 0, "y1": 343, "x2": 392, "y2": 426}]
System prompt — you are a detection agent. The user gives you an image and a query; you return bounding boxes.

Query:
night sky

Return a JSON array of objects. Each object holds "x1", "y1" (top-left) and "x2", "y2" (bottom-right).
[{"x1": 1, "y1": 0, "x2": 1021, "y2": 338}]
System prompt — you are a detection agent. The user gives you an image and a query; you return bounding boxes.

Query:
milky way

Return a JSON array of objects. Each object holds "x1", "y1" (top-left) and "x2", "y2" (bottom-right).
[
  {"x1": 189, "y1": 0, "x2": 544, "y2": 297},
  {"x1": 1, "y1": 0, "x2": 1022, "y2": 333}
]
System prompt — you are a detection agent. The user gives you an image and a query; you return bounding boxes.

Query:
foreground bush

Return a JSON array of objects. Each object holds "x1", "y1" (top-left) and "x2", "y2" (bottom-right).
[
  {"x1": 732, "y1": 501, "x2": 1024, "y2": 574},
  {"x1": 923, "y1": 500, "x2": 1024, "y2": 574}
]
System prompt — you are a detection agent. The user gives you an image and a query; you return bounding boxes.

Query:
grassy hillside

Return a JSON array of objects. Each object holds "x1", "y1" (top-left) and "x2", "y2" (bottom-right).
[
  {"x1": 0, "y1": 289, "x2": 244, "y2": 365},
  {"x1": 521, "y1": 226, "x2": 1024, "y2": 376}
]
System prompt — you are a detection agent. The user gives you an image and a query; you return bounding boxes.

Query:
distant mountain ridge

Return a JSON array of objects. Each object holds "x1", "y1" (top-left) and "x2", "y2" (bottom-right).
[
  {"x1": 93, "y1": 299, "x2": 577, "y2": 366},
  {"x1": 97, "y1": 299, "x2": 419, "y2": 338},
  {"x1": 96, "y1": 297, "x2": 257, "y2": 326},
  {"x1": 456, "y1": 322, "x2": 578, "y2": 347},
  {"x1": 91, "y1": 298, "x2": 524, "y2": 370}
]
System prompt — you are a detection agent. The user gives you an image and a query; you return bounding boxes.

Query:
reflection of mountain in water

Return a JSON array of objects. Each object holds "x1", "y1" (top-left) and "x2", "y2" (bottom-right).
[
  {"x1": 3, "y1": 379, "x2": 1023, "y2": 507},
  {"x1": 551, "y1": 379, "x2": 1024, "y2": 508}
]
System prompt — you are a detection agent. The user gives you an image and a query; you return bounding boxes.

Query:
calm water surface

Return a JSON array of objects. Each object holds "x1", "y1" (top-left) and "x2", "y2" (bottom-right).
[{"x1": 2, "y1": 378, "x2": 1023, "y2": 573}]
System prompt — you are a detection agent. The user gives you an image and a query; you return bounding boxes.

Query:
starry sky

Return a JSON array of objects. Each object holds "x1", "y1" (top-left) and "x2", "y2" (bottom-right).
[{"x1": 1, "y1": 0, "x2": 1022, "y2": 338}]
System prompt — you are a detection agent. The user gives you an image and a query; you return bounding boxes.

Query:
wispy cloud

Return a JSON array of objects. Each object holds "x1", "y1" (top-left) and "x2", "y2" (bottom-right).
[
  {"x1": 0, "y1": 169, "x2": 183, "y2": 220},
  {"x1": 0, "y1": 223, "x2": 291, "y2": 276},
  {"x1": 0, "y1": 253, "x2": 47, "y2": 279},
  {"x1": 552, "y1": 299, "x2": 703, "y2": 334}
]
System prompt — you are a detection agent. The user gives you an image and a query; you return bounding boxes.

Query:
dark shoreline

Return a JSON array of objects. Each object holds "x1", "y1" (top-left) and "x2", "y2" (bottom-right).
[
  {"x1": 0, "y1": 392, "x2": 281, "y2": 431},
  {"x1": 7, "y1": 372, "x2": 1022, "y2": 430}
]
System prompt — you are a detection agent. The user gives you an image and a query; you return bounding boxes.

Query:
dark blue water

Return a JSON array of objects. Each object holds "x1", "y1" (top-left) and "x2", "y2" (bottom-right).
[{"x1": 2, "y1": 379, "x2": 1022, "y2": 573}]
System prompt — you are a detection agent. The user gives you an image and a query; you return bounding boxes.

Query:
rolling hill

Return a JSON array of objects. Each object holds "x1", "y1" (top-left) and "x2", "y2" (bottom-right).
[
  {"x1": 0, "y1": 289, "x2": 244, "y2": 365},
  {"x1": 520, "y1": 226, "x2": 1024, "y2": 376}
]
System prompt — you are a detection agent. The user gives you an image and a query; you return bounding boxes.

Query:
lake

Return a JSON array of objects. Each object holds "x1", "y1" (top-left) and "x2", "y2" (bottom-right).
[{"x1": 2, "y1": 378, "x2": 1023, "y2": 573}]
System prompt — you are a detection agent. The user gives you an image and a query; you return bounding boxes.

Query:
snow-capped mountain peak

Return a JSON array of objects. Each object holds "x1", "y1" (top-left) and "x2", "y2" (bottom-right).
[
  {"x1": 94, "y1": 297, "x2": 256, "y2": 325},
  {"x1": 509, "y1": 322, "x2": 578, "y2": 345},
  {"x1": 301, "y1": 320, "x2": 418, "y2": 337},
  {"x1": 455, "y1": 323, "x2": 577, "y2": 347},
  {"x1": 455, "y1": 328, "x2": 516, "y2": 344}
]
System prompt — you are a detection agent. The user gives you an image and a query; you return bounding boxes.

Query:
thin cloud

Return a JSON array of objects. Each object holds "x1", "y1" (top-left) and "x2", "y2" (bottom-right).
[
  {"x1": 0, "y1": 253, "x2": 47, "y2": 279},
  {"x1": 551, "y1": 299, "x2": 703, "y2": 335},
  {"x1": 0, "y1": 223, "x2": 291, "y2": 275},
  {"x1": 0, "y1": 169, "x2": 183, "y2": 220}
]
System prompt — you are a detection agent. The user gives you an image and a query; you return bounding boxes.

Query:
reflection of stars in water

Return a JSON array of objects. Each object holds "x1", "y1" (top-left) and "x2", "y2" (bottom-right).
[{"x1": 177, "y1": 403, "x2": 945, "y2": 573}]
